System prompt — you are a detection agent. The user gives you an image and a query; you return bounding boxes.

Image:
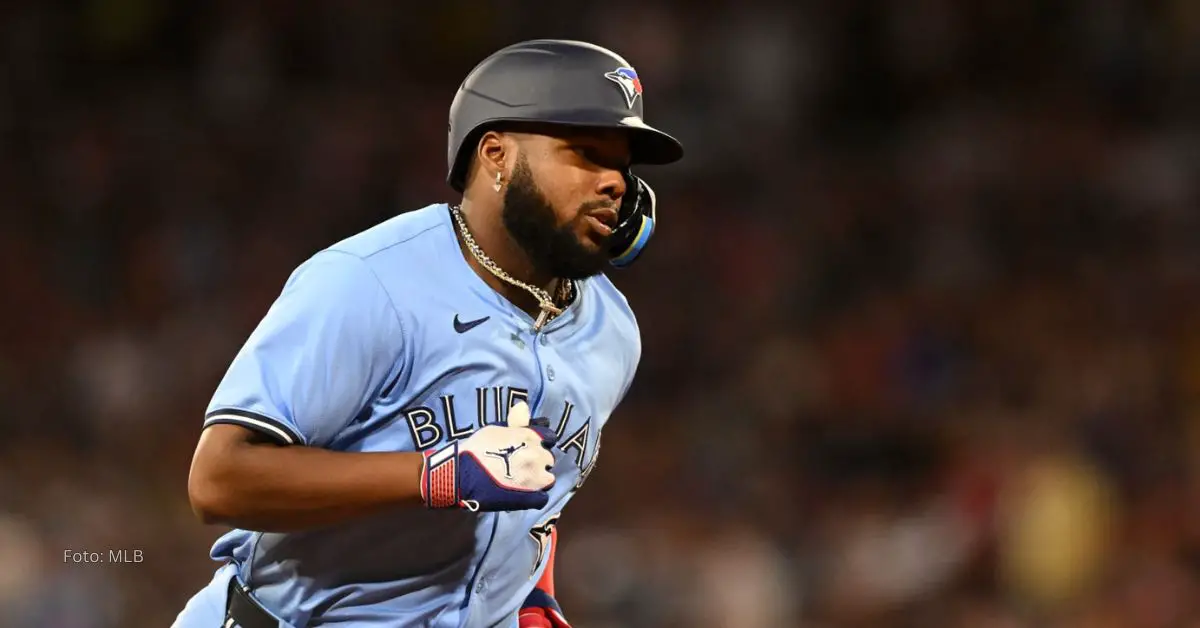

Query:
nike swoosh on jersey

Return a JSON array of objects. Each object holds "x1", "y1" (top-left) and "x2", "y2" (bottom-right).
[{"x1": 453, "y1": 314, "x2": 490, "y2": 333}]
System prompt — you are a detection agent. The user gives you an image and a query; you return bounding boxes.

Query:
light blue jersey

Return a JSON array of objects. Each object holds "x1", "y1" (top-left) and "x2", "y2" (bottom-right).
[{"x1": 174, "y1": 203, "x2": 640, "y2": 627}]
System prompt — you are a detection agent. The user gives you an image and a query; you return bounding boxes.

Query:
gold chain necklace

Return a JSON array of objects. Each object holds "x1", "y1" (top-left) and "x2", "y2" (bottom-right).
[{"x1": 450, "y1": 205, "x2": 573, "y2": 331}]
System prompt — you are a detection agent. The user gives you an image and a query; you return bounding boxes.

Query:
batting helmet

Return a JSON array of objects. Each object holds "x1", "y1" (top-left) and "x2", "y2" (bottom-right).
[{"x1": 446, "y1": 39, "x2": 683, "y2": 267}]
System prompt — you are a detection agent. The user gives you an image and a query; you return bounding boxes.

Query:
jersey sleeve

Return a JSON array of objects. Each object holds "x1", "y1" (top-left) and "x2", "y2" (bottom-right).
[
  {"x1": 616, "y1": 315, "x2": 642, "y2": 405},
  {"x1": 203, "y1": 250, "x2": 404, "y2": 447}
]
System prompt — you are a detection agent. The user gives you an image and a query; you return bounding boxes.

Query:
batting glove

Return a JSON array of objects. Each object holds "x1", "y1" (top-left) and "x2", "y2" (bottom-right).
[
  {"x1": 519, "y1": 588, "x2": 571, "y2": 628},
  {"x1": 420, "y1": 401, "x2": 557, "y2": 512}
]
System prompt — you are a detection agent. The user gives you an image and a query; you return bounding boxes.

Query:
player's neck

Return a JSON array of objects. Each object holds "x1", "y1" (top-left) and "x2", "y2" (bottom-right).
[{"x1": 455, "y1": 200, "x2": 560, "y2": 317}]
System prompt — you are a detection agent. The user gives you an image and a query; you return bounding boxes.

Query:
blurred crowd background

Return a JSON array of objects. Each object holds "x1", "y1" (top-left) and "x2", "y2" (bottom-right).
[{"x1": 2, "y1": 1, "x2": 1200, "y2": 626}]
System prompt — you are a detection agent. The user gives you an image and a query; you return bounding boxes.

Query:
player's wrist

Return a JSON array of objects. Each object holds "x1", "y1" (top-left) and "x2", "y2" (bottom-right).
[{"x1": 384, "y1": 451, "x2": 431, "y2": 507}]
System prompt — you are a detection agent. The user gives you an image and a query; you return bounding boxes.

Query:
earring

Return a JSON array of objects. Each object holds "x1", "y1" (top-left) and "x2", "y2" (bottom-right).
[{"x1": 493, "y1": 171, "x2": 503, "y2": 193}]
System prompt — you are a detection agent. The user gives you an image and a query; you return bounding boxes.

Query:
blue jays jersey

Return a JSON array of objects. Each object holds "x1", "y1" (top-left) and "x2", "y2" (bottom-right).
[{"x1": 183, "y1": 204, "x2": 640, "y2": 627}]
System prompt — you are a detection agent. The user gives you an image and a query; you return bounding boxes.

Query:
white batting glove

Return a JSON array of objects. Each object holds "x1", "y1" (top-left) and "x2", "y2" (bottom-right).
[{"x1": 420, "y1": 402, "x2": 558, "y2": 511}]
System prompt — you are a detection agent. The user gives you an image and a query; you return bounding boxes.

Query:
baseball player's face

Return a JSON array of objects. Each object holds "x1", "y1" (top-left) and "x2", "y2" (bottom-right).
[{"x1": 501, "y1": 129, "x2": 631, "y2": 279}]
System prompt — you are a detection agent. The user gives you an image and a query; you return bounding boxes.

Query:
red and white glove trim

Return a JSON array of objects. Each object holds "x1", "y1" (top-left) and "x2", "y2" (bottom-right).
[{"x1": 420, "y1": 444, "x2": 460, "y2": 508}]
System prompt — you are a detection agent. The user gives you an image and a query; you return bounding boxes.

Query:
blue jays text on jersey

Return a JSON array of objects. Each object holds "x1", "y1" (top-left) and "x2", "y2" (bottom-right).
[{"x1": 172, "y1": 203, "x2": 641, "y2": 628}]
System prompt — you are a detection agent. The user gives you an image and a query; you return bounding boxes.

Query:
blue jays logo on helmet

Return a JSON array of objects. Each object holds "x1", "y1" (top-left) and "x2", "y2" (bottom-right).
[{"x1": 604, "y1": 67, "x2": 643, "y2": 109}]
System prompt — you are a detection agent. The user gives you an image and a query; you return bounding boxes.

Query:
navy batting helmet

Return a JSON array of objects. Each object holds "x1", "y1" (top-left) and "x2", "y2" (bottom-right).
[{"x1": 446, "y1": 39, "x2": 683, "y2": 267}]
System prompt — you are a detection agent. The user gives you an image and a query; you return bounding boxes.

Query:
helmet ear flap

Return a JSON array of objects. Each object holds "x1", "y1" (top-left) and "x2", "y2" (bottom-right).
[{"x1": 608, "y1": 173, "x2": 657, "y2": 268}]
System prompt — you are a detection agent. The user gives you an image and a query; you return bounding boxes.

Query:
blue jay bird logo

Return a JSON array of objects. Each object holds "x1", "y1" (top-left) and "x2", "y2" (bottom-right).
[
  {"x1": 528, "y1": 512, "x2": 561, "y2": 577},
  {"x1": 604, "y1": 67, "x2": 643, "y2": 109},
  {"x1": 485, "y1": 442, "x2": 527, "y2": 479}
]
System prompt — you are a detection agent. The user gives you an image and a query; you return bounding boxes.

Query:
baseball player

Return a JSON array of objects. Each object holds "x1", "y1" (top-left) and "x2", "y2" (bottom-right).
[{"x1": 173, "y1": 39, "x2": 682, "y2": 627}]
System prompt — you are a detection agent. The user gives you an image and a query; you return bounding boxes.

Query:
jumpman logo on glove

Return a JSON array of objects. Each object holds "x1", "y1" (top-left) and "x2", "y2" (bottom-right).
[{"x1": 486, "y1": 443, "x2": 528, "y2": 478}]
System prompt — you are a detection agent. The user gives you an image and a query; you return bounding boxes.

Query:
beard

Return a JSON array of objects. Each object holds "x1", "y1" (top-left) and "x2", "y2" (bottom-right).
[{"x1": 501, "y1": 156, "x2": 611, "y2": 280}]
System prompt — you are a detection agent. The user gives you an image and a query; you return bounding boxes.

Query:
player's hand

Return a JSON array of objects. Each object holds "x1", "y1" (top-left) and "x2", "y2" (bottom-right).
[{"x1": 420, "y1": 401, "x2": 557, "y2": 512}]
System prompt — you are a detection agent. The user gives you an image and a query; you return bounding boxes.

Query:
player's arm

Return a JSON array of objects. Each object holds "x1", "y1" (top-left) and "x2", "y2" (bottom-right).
[
  {"x1": 187, "y1": 250, "x2": 420, "y2": 532},
  {"x1": 188, "y1": 251, "x2": 556, "y2": 532},
  {"x1": 188, "y1": 425, "x2": 426, "y2": 531}
]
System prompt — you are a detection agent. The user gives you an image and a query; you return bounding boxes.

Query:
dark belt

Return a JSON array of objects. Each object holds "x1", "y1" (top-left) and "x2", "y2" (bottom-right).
[{"x1": 225, "y1": 577, "x2": 280, "y2": 628}]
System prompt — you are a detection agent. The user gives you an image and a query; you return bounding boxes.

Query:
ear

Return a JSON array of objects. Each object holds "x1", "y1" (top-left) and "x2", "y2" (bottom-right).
[{"x1": 475, "y1": 130, "x2": 515, "y2": 184}]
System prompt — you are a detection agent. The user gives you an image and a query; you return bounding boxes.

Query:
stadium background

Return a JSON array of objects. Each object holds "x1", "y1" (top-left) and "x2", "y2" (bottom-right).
[{"x1": 2, "y1": 1, "x2": 1200, "y2": 626}]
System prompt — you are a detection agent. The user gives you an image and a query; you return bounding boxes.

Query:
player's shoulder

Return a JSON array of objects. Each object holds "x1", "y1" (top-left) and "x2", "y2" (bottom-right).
[
  {"x1": 279, "y1": 204, "x2": 453, "y2": 310},
  {"x1": 585, "y1": 273, "x2": 642, "y2": 351},
  {"x1": 323, "y1": 203, "x2": 451, "y2": 264}
]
